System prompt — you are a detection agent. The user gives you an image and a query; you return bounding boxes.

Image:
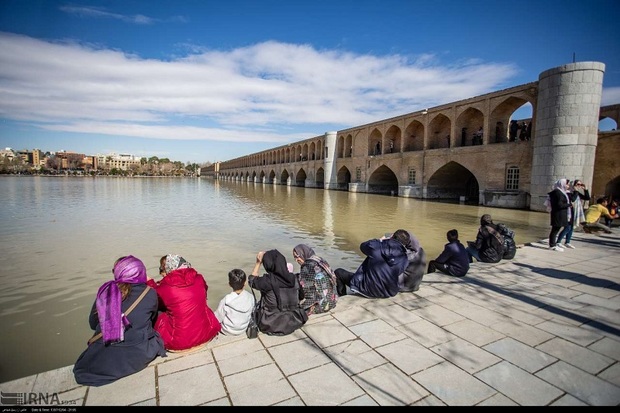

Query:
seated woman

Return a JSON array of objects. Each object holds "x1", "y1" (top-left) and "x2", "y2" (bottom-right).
[
  {"x1": 398, "y1": 230, "x2": 427, "y2": 292},
  {"x1": 249, "y1": 249, "x2": 308, "y2": 335},
  {"x1": 466, "y1": 214, "x2": 505, "y2": 263},
  {"x1": 293, "y1": 244, "x2": 338, "y2": 316},
  {"x1": 147, "y1": 254, "x2": 221, "y2": 351},
  {"x1": 73, "y1": 255, "x2": 166, "y2": 387}
]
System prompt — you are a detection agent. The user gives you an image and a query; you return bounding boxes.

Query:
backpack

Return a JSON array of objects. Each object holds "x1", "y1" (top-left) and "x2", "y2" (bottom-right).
[{"x1": 497, "y1": 223, "x2": 516, "y2": 260}]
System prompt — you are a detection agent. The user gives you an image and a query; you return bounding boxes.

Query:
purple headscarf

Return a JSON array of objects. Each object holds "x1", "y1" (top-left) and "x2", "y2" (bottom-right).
[{"x1": 95, "y1": 255, "x2": 147, "y2": 345}]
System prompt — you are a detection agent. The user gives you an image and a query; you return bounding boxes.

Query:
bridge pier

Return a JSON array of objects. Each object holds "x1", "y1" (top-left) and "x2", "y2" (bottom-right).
[{"x1": 530, "y1": 62, "x2": 605, "y2": 211}]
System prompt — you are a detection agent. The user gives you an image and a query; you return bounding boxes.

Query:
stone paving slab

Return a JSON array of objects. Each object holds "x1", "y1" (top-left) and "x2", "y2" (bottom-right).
[{"x1": 1, "y1": 231, "x2": 619, "y2": 406}]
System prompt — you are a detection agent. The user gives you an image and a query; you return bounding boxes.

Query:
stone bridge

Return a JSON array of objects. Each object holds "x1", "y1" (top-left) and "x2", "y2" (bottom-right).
[{"x1": 203, "y1": 62, "x2": 619, "y2": 211}]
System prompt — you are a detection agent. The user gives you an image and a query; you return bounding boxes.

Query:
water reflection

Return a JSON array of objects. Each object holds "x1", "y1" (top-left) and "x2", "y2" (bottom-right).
[{"x1": 0, "y1": 176, "x2": 550, "y2": 383}]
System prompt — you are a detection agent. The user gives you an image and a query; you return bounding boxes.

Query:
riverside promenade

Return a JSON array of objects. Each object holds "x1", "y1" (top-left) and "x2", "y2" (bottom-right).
[{"x1": 2, "y1": 231, "x2": 620, "y2": 406}]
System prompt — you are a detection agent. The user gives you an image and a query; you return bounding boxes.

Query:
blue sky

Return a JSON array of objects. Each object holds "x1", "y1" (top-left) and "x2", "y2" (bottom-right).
[{"x1": 1, "y1": 0, "x2": 619, "y2": 164}]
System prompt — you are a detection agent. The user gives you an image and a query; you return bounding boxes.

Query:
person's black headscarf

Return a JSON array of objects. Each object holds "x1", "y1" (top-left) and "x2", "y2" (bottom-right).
[{"x1": 261, "y1": 249, "x2": 296, "y2": 310}]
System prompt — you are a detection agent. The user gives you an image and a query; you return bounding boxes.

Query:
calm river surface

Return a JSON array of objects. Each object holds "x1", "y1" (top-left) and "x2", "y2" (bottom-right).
[{"x1": 0, "y1": 176, "x2": 550, "y2": 383}]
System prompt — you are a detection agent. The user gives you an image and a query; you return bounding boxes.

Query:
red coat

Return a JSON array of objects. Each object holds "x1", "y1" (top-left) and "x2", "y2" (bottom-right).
[{"x1": 147, "y1": 267, "x2": 221, "y2": 351}]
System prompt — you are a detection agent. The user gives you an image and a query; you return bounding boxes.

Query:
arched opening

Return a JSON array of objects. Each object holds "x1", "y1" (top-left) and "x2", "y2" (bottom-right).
[
  {"x1": 316, "y1": 167, "x2": 325, "y2": 188},
  {"x1": 368, "y1": 165, "x2": 399, "y2": 195},
  {"x1": 337, "y1": 166, "x2": 351, "y2": 191},
  {"x1": 268, "y1": 170, "x2": 276, "y2": 184},
  {"x1": 428, "y1": 114, "x2": 451, "y2": 149},
  {"x1": 455, "y1": 109, "x2": 483, "y2": 147},
  {"x1": 385, "y1": 125, "x2": 401, "y2": 154},
  {"x1": 345, "y1": 134, "x2": 353, "y2": 158},
  {"x1": 404, "y1": 120, "x2": 424, "y2": 152},
  {"x1": 280, "y1": 169, "x2": 290, "y2": 185},
  {"x1": 427, "y1": 161, "x2": 479, "y2": 204},
  {"x1": 296, "y1": 169, "x2": 307, "y2": 187},
  {"x1": 605, "y1": 175, "x2": 620, "y2": 201},
  {"x1": 368, "y1": 128, "x2": 382, "y2": 156},
  {"x1": 599, "y1": 116, "x2": 617, "y2": 131}
]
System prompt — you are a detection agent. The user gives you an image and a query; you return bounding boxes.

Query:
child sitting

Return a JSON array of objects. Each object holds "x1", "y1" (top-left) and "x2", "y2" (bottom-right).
[{"x1": 215, "y1": 269, "x2": 256, "y2": 336}]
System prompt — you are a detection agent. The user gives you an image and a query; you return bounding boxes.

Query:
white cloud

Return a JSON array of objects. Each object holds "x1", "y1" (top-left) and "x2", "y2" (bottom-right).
[{"x1": 0, "y1": 32, "x2": 519, "y2": 144}]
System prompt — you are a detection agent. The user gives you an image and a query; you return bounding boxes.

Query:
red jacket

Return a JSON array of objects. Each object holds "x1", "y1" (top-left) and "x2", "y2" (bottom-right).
[{"x1": 147, "y1": 267, "x2": 221, "y2": 351}]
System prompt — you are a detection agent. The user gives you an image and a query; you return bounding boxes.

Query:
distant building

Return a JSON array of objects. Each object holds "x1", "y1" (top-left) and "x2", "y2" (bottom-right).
[{"x1": 96, "y1": 153, "x2": 141, "y2": 171}]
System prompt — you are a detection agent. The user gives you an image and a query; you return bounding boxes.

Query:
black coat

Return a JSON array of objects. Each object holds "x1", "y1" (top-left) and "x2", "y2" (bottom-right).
[
  {"x1": 249, "y1": 275, "x2": 307, "y2": 336},
  {"x1": 472, "y1": 225, "x2": 504, "y2": 263},
  {"x1": 73, "y1": 284, "x2": 166, "y2": 387},
  {"x1": 548, "y1": 188, "x2": 570, "y2": 227}
]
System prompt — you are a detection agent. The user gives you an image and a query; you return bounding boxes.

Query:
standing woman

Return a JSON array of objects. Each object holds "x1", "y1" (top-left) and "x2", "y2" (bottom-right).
[
  {"x1": 249, "y1": 249, "x2": 308, "y2": 335},
  {"x1": 147, "y1": 254, "x2": 221, "y2": 351},
  {"x1": 73, "y1": 256, "x2": 166, "y2": 387},
  {"x1": 547, "y1": 178, "x2": 571, "y2": 251},
  {"x1": 556, "y1": 179, "x2": 590, "y2": 249},
  {"x1": 293, "y1": 244, "x2": 338, "y2": 316}
]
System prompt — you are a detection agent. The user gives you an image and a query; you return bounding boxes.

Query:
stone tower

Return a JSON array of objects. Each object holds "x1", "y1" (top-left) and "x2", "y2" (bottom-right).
[
  {"x1": 530, "y1": 61, "x2": 605, "y2": 211},
  {"x1": 323, "y1": 131, "x2": 338, "y2": 189}
]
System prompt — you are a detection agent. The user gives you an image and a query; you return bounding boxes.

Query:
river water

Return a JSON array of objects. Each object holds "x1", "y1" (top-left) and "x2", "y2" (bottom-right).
[{"x1": 0, "y1": 176, "x2": 550, "y2": 383}]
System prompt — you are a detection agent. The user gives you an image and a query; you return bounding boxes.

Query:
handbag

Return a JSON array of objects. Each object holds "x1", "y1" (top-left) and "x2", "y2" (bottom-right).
[
  {"x1": 87, "y1": 286, "x2": 152, "y2": 345},
  {"x1": 246, "y1": 287, "x2": 260, "y2": 339}
]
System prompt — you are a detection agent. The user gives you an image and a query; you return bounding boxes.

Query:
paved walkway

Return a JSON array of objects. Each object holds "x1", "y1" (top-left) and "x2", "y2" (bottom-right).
[{"x1": 2, "y1": 231, "x2": 620, "y2": 406}]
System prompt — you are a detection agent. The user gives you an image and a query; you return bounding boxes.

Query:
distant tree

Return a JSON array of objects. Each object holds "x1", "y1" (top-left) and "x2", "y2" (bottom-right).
[{"x1": 46, "y1": 156, "x2": 62, "y2": 172}]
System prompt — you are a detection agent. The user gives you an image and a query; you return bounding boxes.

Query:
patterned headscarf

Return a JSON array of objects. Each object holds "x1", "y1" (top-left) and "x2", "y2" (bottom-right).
[
  {"x1": 162, "y1": 254, "x2": 192, "y2": 274},
  {"x1": 293, "y1": 244, "x2": 337, "y2": 285},
  {"x1": 293, "y1": 244, "x2": 315, "y2": 261},
  {"x1": 95, "y1": 255, "x2": 147, "y2": 345}
]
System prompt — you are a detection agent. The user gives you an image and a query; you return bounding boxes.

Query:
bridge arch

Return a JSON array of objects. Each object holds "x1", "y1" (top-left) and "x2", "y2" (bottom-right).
[
  {"x1": 337, "y1": 166, "x2": 351, "y2": 191},
  {"x1": 490, "y1": 97, "x2": 534, "y2": 143},
  {"x1": 316, "y1": 167, "x2": 325, "y2": 187},
  {"x1": 296, "y1": 168, "x2": 307, "y2": 186},
  {"x1": 456, "y1": 108, "x2": 484, "y2": 147},
  {"x1": 385, "y1": 125, "x2": 401, "y2": 154},
  {"x1": 427, "y1": 161, "x2": 479, "y2": 203},
  {"x1": 428, "y1": 113, "x2": 451, "y2": 149},
  {"x1": 368, "y1": 165, "x2": 399, "y2": 195},
  {"x1": 280, "y1": 169, "x2": 290, "y2": 185},
  {"x1": 405, "y1": 120, "x2": 424, "y2": 152}
]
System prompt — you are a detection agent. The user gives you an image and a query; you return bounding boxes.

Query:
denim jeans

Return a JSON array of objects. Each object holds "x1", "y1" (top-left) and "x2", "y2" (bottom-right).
[{"x1": 557, "y1": 223, "x2": 574, "y2": 244}]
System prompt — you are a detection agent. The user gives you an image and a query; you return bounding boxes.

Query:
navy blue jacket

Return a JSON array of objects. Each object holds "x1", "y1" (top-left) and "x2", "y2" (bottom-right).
[
  {"x1": 434, "y1": 240, "x2": 470, "y2": 277},
  {"x1": 350, "y1": 238, "x2": 409, "y2": 298}
]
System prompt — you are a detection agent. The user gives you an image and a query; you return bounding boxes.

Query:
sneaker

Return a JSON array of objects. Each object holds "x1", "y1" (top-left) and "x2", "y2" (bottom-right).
[
  {"x1": 564, "y1": 243, "x2": 575, "y2": 249},
  {"x1": 539, "y1": 239, "x2": 549, "y2": 244},
  {"x1": 555, "y1": 244, "x2": 565, "y2": 250},
  {"x1": 549, "y1": 246, "x2": 564, "y2": 252}
]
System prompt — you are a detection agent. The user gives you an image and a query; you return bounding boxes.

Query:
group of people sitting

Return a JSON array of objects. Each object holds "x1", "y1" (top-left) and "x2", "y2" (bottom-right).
[{"x1": 73, "y1": 218, "x2": 515, "y2": 387}]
